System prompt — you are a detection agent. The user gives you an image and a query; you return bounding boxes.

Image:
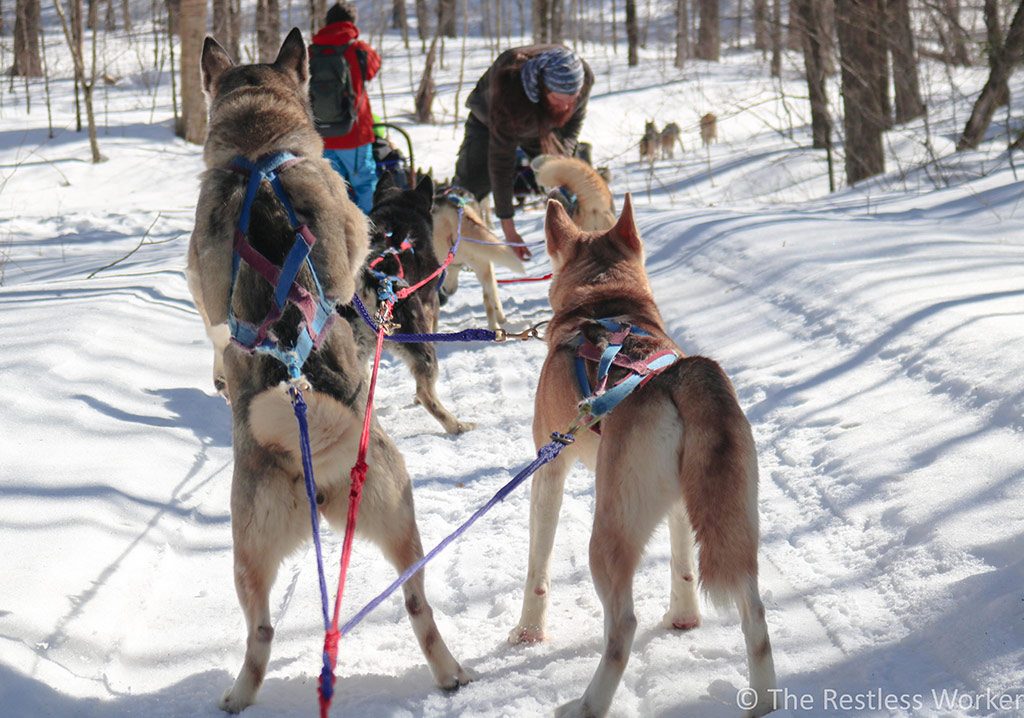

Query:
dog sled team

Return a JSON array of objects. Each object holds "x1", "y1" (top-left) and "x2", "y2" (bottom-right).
[{"x1": 187, "y1": 4, "x2": 775, "y2": 716}]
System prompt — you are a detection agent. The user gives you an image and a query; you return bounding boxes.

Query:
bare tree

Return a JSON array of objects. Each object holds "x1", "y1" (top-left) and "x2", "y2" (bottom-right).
[
  {"x1": 256, "y1": 0, "x2": 280, "y2": 63},
  {"x1": 415, "y1": 0, "x2": 429, "y2": 43},
  {"x1": 551, "y1": 0, "x2": 564, "y2": 42},
  {"x1": 959, "y1": 0, "x2": 1024, "y2": 149},
  {"x1": 533, "y1": 0, "x2": 549, "y2": 42},
  {"x1": 626, "y1": 0, "x2": 638, "y2": 65},
  {"x1": 52, "y1": 0, "x2": 101, "y2": 161},
  {"x1": 437, "y1": 0, "x2": 455, "y2": 37},
  {"x1": 836, "y1": 0, "x2": 886, "y2": 183},
  {"x1": 213, "y1": 0, "x2": 241, "y2": 61},
  {"x1": 392, "y1": 0, "x2": 409, "y2": 46},
  {"x1": 13, "y1": 0, "x2": 43, "y2": 76},
  {"x1": 983, "y1": 0, "x2": 1010, "y2": 107},
  {"x1": 178, "y1": 0, "x2": 206, "y2": 143},
  {"x1": 786, "y1": 0, "x2": 801, "y2": 50},
  {"x1": 798, "y1": 0, "x2": 831, "y2": 149},
  {"x1": 695, "y1": 0, "x2": 718, "y2": 61},
  {"x1": 938, "y1": 0, "x2": 971, "y2": 66},
  {"x1": 414, "y1": 35, "x2": 438, "y2": 122},
  {"x1": 770, "y1": 0, "x2": 781, "y2": 76},
  {"x1": 754, "y1": 0, "x2": 769, "y2": 51},
  {"x1": 309, "y1": 0, "x2": 327, "y2": 34},
  {"x1": 889, "y1": 0, "x2": 924, "y2": 123},
  {"x1": 675, "y1": 0, "x2": 689, "y2": 67},
  {"x1": 875, "y1": 0, "x2": 892, "y2": 130}
]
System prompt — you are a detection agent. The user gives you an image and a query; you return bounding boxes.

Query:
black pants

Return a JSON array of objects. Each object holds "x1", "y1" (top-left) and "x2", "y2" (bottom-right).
[{"x1": 453, "y1": 115, "x2": 542, "y2": 203}]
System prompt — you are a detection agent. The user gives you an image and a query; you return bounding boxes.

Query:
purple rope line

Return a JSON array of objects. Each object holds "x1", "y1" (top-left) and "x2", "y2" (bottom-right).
[
  {"x1": 350, "y1": 293, "x2": 498, "y2": 343},
  {"x1": 457, "y1": 236, "x2": 546, "y2": 248},
  {"x1": 340, "y1": 439, "x2": 567, "y2": 637},
  {"x1": 290, "y1": 389, "x2": 332, "y2": 632}
]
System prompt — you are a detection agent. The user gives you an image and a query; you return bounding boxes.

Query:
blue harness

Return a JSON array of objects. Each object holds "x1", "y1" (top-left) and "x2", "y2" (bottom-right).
[
  {"x1": 227, "y1": 152, "x2": 337, "y2": 379},
  {"x1": 572, "y1": 319, "x2": 681, "y2": 429}
]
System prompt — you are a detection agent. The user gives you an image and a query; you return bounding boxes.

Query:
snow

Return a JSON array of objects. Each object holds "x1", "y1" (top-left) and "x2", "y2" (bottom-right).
[{"x1": 2, "y1": 10, "x2": 1024, "y2": 718}]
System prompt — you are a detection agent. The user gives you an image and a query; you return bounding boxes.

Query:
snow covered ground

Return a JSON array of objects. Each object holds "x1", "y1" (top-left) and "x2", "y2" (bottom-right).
[{"x1": 2, "y1": 11, "x2": 1024, "y2": 718}]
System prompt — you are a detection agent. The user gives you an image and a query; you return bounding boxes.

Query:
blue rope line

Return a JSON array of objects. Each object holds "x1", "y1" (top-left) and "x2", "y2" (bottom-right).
[
  {"x1": 350, "y1": 293, "x2": 498, "y2": 343},
  {"x1": 340, "y1": 438, "x2": 568, "y2": 637},
  {"x1": 290, "y1": 388, "x2": 332, "y2": 631}
]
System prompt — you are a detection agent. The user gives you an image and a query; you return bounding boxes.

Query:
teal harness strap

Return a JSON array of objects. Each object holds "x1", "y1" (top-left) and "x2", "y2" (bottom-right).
[
  {"x1": 573, "y1": 320, "x2": 681, "y2": 429},
  {"x1": 226, "y1": 152, "x2": 338, "y2": 377}
]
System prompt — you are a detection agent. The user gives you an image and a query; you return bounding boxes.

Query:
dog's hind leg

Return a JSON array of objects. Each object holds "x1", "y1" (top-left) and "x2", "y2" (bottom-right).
[
  {"x1": 220, "y1": 461, "x2": 307, "y2": 713},
  {"x1": 558, "y1": 441, "x2": 666, "y2": 718},
  {"x1": 509, "y1": 446, "x2": 575, "y2": 644},
  {"x1": 345, "y1": 428, "x2": 472, "y2": 690},
  {"x1": 735, "y1": 577, "x2": 777, "y2": 717},
  {"x1": 400, "y1": 342, "x2": 474, "y2": 434},
  {"x1": 674, "y1": 360, "x2": 776, "y2": 716},
  {"x1": 661, "y1": 501, "x2": 701, "y2": 630},
  {"x1": 474, "y1": 261, "x2": 506, "y2": 329}
]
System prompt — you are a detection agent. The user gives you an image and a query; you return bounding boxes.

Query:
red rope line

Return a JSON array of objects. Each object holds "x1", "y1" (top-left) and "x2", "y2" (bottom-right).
[
  {"x1": 318, "y1": 302, "x2": 392, "y2": 718},
  {"x1": 496, "y1": 272, "x2": 553, "y2": 284}
]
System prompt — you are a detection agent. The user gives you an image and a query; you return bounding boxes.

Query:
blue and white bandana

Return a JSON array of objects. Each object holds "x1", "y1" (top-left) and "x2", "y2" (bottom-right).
[{"x1": 520, "y1": 48, "x2": 584, "y2": 104}]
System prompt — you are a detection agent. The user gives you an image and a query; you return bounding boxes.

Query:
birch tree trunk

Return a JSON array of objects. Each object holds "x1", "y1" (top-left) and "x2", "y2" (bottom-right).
[
  {"x1": 675, "y1": 0, "x2": 689, "y2": 67},
  {"x1": 178, "y1": 0, "x2": 207, "y2": 144}
]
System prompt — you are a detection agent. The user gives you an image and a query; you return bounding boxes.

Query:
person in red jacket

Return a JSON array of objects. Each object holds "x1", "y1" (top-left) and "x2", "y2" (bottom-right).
[{"x1": 311, "y1": 3, "x2": 381, "y2": 213}]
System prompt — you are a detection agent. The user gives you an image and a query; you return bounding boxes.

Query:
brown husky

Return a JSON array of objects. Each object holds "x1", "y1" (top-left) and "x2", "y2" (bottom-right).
[
  {"x1": 431, "y1": 196, "x2": 524, "y2": 329},
  {"x1": 531, "y1": 154, "x2": 615, "y2": 232},
  {"x1": 509, "y1": 197, "x2": 776, "y2": 717},
  {"x1": 187, "y1": 30, "x2": 469, "y2": 713}
]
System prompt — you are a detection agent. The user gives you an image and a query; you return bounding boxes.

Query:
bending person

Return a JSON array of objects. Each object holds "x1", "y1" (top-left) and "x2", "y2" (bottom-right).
[{"x1": 454, "y1": 45, "x2": 594, "y2": 260}]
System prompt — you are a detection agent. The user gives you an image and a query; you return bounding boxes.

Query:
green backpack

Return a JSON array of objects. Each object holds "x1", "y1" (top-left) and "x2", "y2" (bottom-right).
[{"x1": 309, "y1": 41, "x2": 365, "y2": 138}]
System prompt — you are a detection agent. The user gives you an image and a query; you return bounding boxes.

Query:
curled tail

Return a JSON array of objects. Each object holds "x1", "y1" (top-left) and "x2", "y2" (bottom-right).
[{"x1": 531, "y1": 155, "x2": 615, "y2": 231}]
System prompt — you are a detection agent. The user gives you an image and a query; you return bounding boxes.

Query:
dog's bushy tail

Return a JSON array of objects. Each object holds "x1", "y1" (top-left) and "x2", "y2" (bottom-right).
[{"x1": 671, "y1": 356, "x2": 760, "y2": 610}]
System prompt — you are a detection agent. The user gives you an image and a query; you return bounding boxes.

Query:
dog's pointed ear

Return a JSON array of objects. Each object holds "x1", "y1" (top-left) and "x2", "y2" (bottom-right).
[
  {"x1": 201, "y1": 37, "x2": 234, "y2": 95},
  {"x1": 415, "y1": 174, "x2": 434, "y2": 204},
  {"x1": 611, "y1": 193, "x2": 642, "y2": 255},
  {"x1": 373, "y1": 171, "x2": 396, "y2": 204},
  {"x1": 274, "y1": 28, "x2": 308, "y2": 86},
  {"x1": 545, "y1": 198, "x2": 578, "y2": 260}
]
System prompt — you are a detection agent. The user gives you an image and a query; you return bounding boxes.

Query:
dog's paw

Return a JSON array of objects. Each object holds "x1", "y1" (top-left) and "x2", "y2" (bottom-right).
[
  {"x1": 508, "y1": 623, "x2": 545, "y2": 645},
  {"x1": 451, "y1": 420, "x2": 476, "y2": 434},
  {"x1": 661, "y1": 610, "x2": 701, "y2": 631},
  {"x1": 218, "y1": 687, "x2": 253, "y2": 714},
  {"x1": 437, "y1": 664, "x2": 476, "y2": 691}
]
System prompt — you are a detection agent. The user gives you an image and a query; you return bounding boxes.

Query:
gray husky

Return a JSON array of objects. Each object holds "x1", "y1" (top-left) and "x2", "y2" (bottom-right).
[{"x1": 186, "y1": 29, "x2": 470, "y2": 713}]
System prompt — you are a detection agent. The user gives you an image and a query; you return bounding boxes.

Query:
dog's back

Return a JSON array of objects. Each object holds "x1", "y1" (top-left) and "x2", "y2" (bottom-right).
[{"x1": 531, "y1": 154, "x2": 615, "y2": 231}]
